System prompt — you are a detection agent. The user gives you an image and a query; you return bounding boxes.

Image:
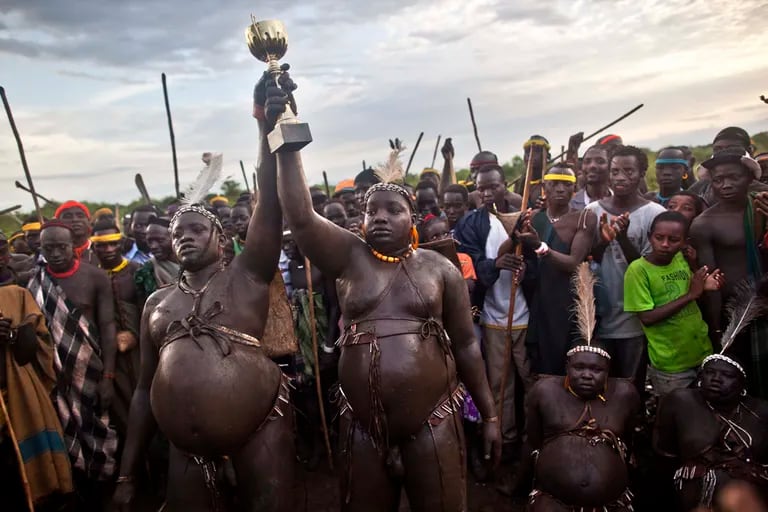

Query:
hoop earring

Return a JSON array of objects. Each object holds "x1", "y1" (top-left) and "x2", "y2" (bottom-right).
[
  {"x1": 411, "y1": 226, "x2": 419, "y2": 250},
  {"x1": 563, "y1": 375, "x2": 570, "y2": 389},
  {"x1": 741, "y1": 389, "x2": 747, "y2": 396},
  {"x1": 696, "y1": 381, "x2": 701, "y2": 388}
]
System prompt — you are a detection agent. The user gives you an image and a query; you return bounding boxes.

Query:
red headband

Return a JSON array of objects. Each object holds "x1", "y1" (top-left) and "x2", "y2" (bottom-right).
[
  {"x1": 422, "y1": 213, "x2": 438, "y2": 223},
  {"x1": 598, "y1": 134, "x2": 621, "y2": 145},
  {"x1": 55, "y1": 201, "x2": 91, "y2": 220}
]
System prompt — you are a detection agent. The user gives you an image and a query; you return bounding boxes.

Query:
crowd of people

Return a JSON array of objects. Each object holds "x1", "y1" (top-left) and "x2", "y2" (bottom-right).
[{"x1": 1, "y1": 69, "x2": 767, "y2": 512}]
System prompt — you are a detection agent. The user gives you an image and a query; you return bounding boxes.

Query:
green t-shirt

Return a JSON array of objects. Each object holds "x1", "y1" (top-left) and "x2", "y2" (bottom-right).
[{"x1": 624, "y1": 252, "x2": 712, "y2": 373}]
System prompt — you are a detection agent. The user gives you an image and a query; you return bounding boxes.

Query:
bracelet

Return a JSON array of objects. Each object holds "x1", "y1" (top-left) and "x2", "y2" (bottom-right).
[
  {"x1": 483, "y1": 416, "x2": 499, "y2": 424},
  {"x1": 103, "y1": 372, "x2": 115, "y2": 380},
  {"x1": 116, "y1": 475, "x2": 134, "y2": 483},
  {"x1": 534, "y1": 242, "x2": 550, "y2": 257},
  {"x1": 321, "y1": 344, "x2": 336, "y2": 354}
]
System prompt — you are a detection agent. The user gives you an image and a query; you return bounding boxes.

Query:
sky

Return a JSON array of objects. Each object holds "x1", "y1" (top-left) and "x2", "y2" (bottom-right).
[{"x1": 1, "y1": 0, "x2": 767, "y2": 211}]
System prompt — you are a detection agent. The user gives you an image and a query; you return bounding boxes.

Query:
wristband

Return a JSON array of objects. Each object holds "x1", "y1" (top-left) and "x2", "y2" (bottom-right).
[
  {"x1": 321, "y1": 344, "x2": 336, "y2": 354},
  {"x1": 103, "y1": 372, "x2": 115, "y2": 380},
  {"x1": 116, "y1": 475, "x2": 134, "y2": 483},
  {"x1": 534, "y1": 242, "x2": 550, "y2": 257},
  {"x1": 482, "y1": 416, "x2": 499, "y2": 424}
]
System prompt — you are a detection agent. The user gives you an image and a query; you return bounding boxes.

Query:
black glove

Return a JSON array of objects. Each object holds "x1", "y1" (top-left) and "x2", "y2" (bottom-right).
[{"x1": 253, "y1": 63, "x2": 296, "y2": 124}]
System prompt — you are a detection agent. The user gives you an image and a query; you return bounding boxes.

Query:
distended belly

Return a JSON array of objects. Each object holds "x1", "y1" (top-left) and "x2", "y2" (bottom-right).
[
  {"x1": 151, "y1": 336, "x2": 281, "y2": 457},
  {"x1": 338, "y1": 333, "x2": 455, "y2": 440}
]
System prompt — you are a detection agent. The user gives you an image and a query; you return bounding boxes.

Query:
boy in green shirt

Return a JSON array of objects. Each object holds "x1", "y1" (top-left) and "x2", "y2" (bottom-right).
[{"x1": 624, "y1": 211, "x2": 723, "y2": 396}]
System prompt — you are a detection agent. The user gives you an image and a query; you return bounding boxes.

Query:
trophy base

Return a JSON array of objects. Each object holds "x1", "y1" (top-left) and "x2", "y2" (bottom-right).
[{"x1": 268, "y1": 122, "x2": 312, "y2": 154}]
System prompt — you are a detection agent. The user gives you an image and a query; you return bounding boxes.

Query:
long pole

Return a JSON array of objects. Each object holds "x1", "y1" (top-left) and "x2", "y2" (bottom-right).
[
  {"x1": 304, "y1": 258, "x2": 334, "y2": 470},
  {"x1": 14, "y1": 181, "x2": 52, "y2": 204},
  {"x1": 467, "y1": 98, "x2": 482, "y2": 152},
  {"x1": 240, "y1": 160, "x2": 250, "y2": 191},
  {"x1": 404, "y1": 131, "x2": 424, "y2": 180},
  {"x1": 497, "y1": 153, "x2": 535, "y2": 425},
  {"x1": 0, "y1": 205, "x2": 21, "y2": 217},
  {"x1": 1, "y1": 87, "x2": 43, "y2": 223},
  {"x1": 548, "y1": 104, "x2": 644, "y2": 162},
  {"x1": 161, "y1": 73, "x2": 180, "y2": 199},
  {"x1": 0, "y1": 383, "x2": 35, "y2": 512},
  {"x1": 431, "y1": 134, "x2": 442, "y2": 169},
  {"x1": 322, "y1": 171, "x2": 331, "y2": 198}
]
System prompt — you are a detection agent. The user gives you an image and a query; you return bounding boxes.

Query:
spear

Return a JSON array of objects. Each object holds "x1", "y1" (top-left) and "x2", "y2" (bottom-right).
[
  {"x1": 431, "y1": 134, "x2": 442, "y2": 169},
  {"x1": 467, "y1": 98, "x2": 482, "y2": 152},
  {"x1": 548, "y1": 104, "x2": 644, "y2": 162},
  {"x1": 404, "y1": 131, "x2": 424, "y2": 179},
  {"x1": 135, "y1": 174, "x2": 153, "y2": 205},
  {"x1": 14, "y1": 181, "x2": 53, "y2": 204},
  {"x1": 1, "y1": 86, "x2": 43, "y2": 223},
  {"x1": 161, "y1": 73, "x2": 180, "y2": 199},
  {"x1": 0, "y1": 205, "x2": 22, "y2": 217},
  {"x1": 322, "y1": 171, "x2": 331, "y2": 198},
  {"x1": 240, "y1": 160, "x2": 250, "y2": 191}
]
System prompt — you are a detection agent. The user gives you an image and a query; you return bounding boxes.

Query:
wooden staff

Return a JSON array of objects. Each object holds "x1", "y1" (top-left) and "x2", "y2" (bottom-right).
[
  {"x1": 0, "y1": 205, "x2": 22, "y2": 217},
  {"x1": 322, "y1": 171, "x2": 331, "y2": 198},
  {"x1": 1, "y1": 87, "x2": 43, "y2": 223},
  {"x1": 0, "y1": 381, "x2": 35, "y2": 512},
  {"x1": 135, "y1": 173, "x2": 152, "y2": 205},
  {"x1": 497, "y1": 153, "x2": 535, "y2": 425},
  {"x1": 239, "y1": 160, "x2": 250, "y2": 191},
  {"x1": 467, "y1": 97, "x2": 482, "y2": 152},
  {"x1": 548, "y1": 104, "x2": 644, "y2": 163},
  {"x1": 252, "y1": 169, "x2": 258, "y2": 194},
  {"x1": 304, "y1": 258, "x2": 334, "y2": 470},
  {"x1": 14, "y1": 181, "x2": 52, "y2": 204},
  {"x1": 404, "y1": 131, "x2": 424, "y2": 179},
  {"x1": 431, "y1": 134, "x2": 442, "y2": 169},
  {"x1": 161, "y1": 73, "x2": 180, "y2": 199}
]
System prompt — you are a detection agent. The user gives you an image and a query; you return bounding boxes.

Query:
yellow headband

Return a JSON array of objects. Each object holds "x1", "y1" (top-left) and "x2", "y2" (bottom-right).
[
  {"x1": 8, "y1": 232, "x2": 25, "y2": 244},
  {"x1": 209, "y1": 195, "x2": 229, "y2": 206},
  {"x1": 22, "y1": 222, "x2": 42, "y2": 232},
  {"x1": 543, "y1": 174, "x2": 577, "y2": 183},
  {"x1": 524, "y1": 139, "x2": 551, "y2": 150},
  {"x1": 90, "y1": 233, "x2": 123, "y2": 244}
]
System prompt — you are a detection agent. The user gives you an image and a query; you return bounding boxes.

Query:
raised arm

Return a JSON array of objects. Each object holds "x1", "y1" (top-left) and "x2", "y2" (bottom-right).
[
  {"x1": 439, "y1": 137, "x2": 456, "y2": 195},
  {"x1": 237, "y1": 118, "x2": 282, "y2": 283}
]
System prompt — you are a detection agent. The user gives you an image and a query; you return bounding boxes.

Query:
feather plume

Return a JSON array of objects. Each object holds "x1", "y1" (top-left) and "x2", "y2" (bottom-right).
[
  {"x1": 571, "y1": 262, "x2": 597, "y2": 346},
  {"x1": 181, "y1": 152, "x2": 223, "y2": 205},
  {"x1": 720, "y1": 279, "x2": 768, "y2": 354},
  {"x1": 374, "y1": 142, "x2": 406, "y2": 185}
]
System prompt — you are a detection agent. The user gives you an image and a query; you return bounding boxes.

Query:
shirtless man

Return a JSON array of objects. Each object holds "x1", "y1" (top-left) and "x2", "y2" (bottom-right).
[
  {"x1": 273, "y1": 72, "x2": 500, "y2": 510},
  {"x1": 517, "y1": 165, "x2": 597, "y2": 375},
  {"x1": 28, "y1": 222, "x2": 119, "y2": 505},
  {"x1": 691, "y1": 149, "x2": 768, "y2": 397},
  {"x1": 113, "y1": 90, "x2": 290, "y2": 511},
  {"x1": 54, "y1": 200, "x2": 97, "y2": 265},
  {"x1": 465, "y1": 151, "x2": 523, "y2": 210}
]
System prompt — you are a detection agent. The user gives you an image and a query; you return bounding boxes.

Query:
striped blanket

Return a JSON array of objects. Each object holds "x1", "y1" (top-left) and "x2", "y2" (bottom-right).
[{"x1": 28, "y1": 267, "x2": 118, "y2": 481}]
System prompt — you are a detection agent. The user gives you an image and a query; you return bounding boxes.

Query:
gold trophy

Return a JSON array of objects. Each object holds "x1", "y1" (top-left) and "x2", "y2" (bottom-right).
[{"x1": 246, "y1": 17, "x2": 312, "y2": 154}]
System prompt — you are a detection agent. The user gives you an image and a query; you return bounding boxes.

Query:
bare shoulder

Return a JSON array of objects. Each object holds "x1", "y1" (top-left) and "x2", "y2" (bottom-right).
[
  {"x1": 528, "y1": 375, "x2": 563, "y2": 401},
  {"x1": 658, "y1": 387, "x2": 698, "y2": 410},
  {"x1": 745, "y1": 396, "x2": 768, "y2": 418},
  {"x1": 81, "y1": 262, "x2": 110, "y2": 284},
  {"x1": 417, "y1": 248, "x2": 462, "y2": 281},
  {"x1": 145, "y1": 285, "x2": 174, "y2": 311},
  {"x1": 611, "y1": 378, "x2": 641, "y2": 403}
]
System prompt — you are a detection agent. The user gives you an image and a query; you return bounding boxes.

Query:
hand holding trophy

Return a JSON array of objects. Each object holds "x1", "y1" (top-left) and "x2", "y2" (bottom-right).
[{"x1": 246, "y1": 16, "x2": 312, "y2": 153}]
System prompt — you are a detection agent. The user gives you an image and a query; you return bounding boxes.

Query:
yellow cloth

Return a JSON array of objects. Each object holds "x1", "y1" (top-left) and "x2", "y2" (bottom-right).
[
  {"x1": 209, "y1": 195, "x2": 229, "y2": 206},
  {"x1": 21, "y1": 223, "x2": 41, "y2": 233},
  {"x1": 543, "y1": 174, "x2": 576, "y2": 183},
  {"x1": 0, "y1": 285, "x2": 74, "y2": 503}
]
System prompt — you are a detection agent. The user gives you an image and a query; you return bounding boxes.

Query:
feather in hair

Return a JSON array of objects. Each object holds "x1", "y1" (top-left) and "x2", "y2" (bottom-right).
[
  {"x1": 374, "y1": 142, "x2": 406, "y2": 185},
  {"x1": 720, "y1": 279, "x2": 768, "y2": 354},
  {"x1": 571, "y1": 261, "x2": 597, "y2": 346},
  {"x1": 181, "y1": 152, "x2": 223, "y2": 206}
]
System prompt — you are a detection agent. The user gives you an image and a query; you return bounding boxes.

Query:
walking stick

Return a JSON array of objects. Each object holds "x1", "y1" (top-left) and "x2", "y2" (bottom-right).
[
  {"x1": 467, "y1": 98, "x2": 482, "y2": 152},
  {"x1": 135, "y1": 173, "x2": 153, "y2": 205},
  {"x1": 431, "y1": 134, "x2": 442, "y2": 169},
  {"x1": 304, "y1": 258, "x2": 334, "y2": 470},
  {"x1": 548, "y1": 104, "x2": 644, "y2": 163},
  {"x1": 14, "y1": 181, "x2": 52, "y2": 204},
  {"x1": 0, "y1": 205, "x2": 22, "y2": 217},
  {"x1": 239, "y1": 160, "x2": 250, "y2": 191},
  {"x1": 0, "y1": 384, "x2": 35, "y2": 512},
  {"x1": 161, "y1": 73, "x2": 181, "y2": 199},
  {"x1": 1, "y1": 87, "x2": 44, "y2": 223},
  {"x1": 496, "y1": 153, "x2": 535, "y2": 425},
  {"x1": 404, "y1": 131, "x2": 424, "y2": 180},
  {"x1": 322, "y1": 171, "x2": 331, "y2": 198}
]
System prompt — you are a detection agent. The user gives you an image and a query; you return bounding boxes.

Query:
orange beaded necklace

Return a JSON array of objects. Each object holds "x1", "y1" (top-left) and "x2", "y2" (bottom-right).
[{"x1": 369, "y1": 246, "x2": 414, "y2": 263}]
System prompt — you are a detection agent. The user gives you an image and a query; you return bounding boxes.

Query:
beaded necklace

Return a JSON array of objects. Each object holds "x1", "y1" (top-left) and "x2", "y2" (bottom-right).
[
  {"x1": 106, "y1": 258, "x2": 129, "y2": 276},
  {"x1": 369, "y1": 246, "x2": 414, "y2": 263}
]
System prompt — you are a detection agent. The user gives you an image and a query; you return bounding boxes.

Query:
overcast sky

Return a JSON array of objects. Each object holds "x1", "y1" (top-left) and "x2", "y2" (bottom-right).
[{"x1": 1, "y1": 0, "x2": 767, "y2": 210}]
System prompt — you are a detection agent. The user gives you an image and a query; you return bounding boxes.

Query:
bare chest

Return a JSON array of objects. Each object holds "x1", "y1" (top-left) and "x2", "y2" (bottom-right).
[
  {"x1": 542, "y1": 398, "x2": 628, "y2": 437},
  {"x1": 58, "y1": 276, "x2": 97, "y2": 321}
]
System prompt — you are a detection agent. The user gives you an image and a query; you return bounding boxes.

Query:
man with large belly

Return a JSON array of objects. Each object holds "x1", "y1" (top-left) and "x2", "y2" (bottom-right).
[
  {"x1": 524, "y1": 263, "x2": 641, "y2": 511},
  {"x1": 272, "y1": 70, "x2": 501, "y2": 511},
  {"x1": 113, "y1": 117, "x2": 291, "y2": 510}
]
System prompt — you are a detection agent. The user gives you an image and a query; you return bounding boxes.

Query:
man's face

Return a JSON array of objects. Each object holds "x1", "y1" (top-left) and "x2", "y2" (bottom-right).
[
  {"x1": 311, "y1": 190, "x2": 328, "y2": 215},
  {"x1": 700, "y1": 360, "x2": 744, "y2": 404},
  {"x1": 649, "y1": 220, "x2": 686, "y2": 263},
  {"x1": 171, "y1": 212, "x2": 223, "y2": 271},
  {"x1": 354, "y1": 184, "x2": 370, "y2": 209},
  {"x1": 712, "y1": 137, "x2": 747, "y2": 155},
  {"x1": 323, "y1": 203, "x2": 347, "y2": 228},
  {"x1": 282, "y1": 234, "x2": 300, "y2": 261},
  {"x1": 524, "y1": 145, "x2": 547, "y2": 176},
  {"x1": 25, "y1": 230, "x2": 41, "y2": 251},
  {"x1": 757, "y1": 158, "x2": 768, "y2": 185},
  {"x1": 475, "y1": 169, "x2": 506, "y2": 210},
  {"x1": 230, "y1": 206, "x2": 251, "y2": 239},
  {"x1": 58, "y1": 207, "x2": 89, "y2": 240},
  {"x1": 566, "y1": 352, "x2": 609, "y2": 400},
  {"x1": 340, "y1": 192, "x2": 360, "y2": 218},
  {"x1": 422, "y1": 220, "x2": 450, "y2": 243},
  {"x1": 131, "y1": 211, "x2": 154, "y2": 249},
  {"x1": 41, "y1": 227, "x2": 75, "y2": 273},
  {"x1": 667, "y1": 195, "x2": 698, "y2": 224},
  {"x1": 364, "y1": 191, "x2": 413, "y2": 254},
  {"x1": 442, "y1": 192, "x2": 467, "y2": 228},
  {"x1": 543, "y1": 174, "x2": 575, "y2": 207},
  {"x1": 415, "y1": 188, "x2": 439, "y2": 217},
  {"x1": 420, "y1": 173, "x2": 440, "y2": 191},
  {"x1": 655, "y1": 149, "x2": 687, "y2": 190},
  {"x1": 216, "y1": 206, "x2": 232, "y2": 221},
  {"x1": 609, "y1": 156, "x2": 644, "y2": 197},
  {"x1": 92, "y1": 228, "x2": 124, "y2": 269},
  {"x1": 220, "y1": 216, "x2": 234, "y2": 238},
  {"x1": 582, "y1": 148, "x2": 609, "y2": 186},
  {"x1": 146, "y1": 224, "x2": 173, "y2": 261},
  {"x1": 710, "y1": 163, "x2": 751, "y2": 204}
]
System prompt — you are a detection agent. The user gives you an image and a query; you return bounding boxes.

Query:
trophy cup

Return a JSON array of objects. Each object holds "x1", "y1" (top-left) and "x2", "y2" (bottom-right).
[{"x1": 246, "y1": 17, "x2": 312, "y2": 154}]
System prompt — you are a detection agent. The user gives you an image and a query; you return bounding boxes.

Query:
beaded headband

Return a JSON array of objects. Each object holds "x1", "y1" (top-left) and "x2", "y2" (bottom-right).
[
  {"x1": 170, "y1": 204, "x2": 224, "y2": 234},
  {"x1": 364, "y1": 141, "x2": 414, "y2": 211},
  {"x1": 364, "y1": 182, "x2": 414, "y2": 211},
  {"x1": 567, "y1": 345, "x2": 611, "y2": 360},
  {"x1": 701, "y1": 354, "x2": 746, "y2": 379}
]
